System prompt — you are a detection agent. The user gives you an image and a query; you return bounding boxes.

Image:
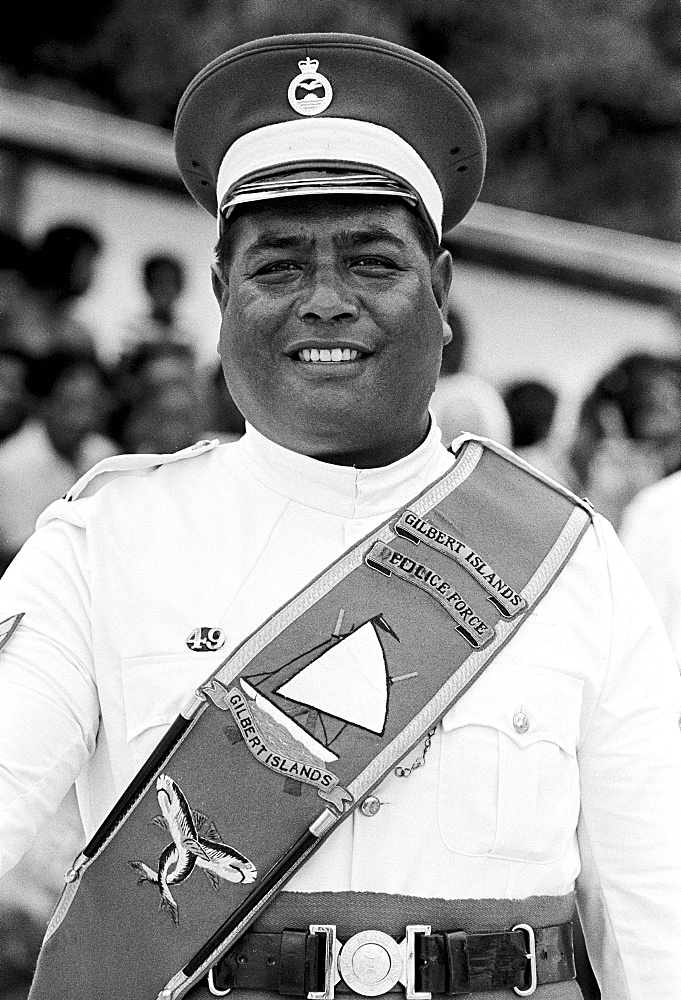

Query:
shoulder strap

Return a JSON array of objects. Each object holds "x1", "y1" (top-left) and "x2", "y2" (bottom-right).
[
  {"x1": 36, "y1": 438, "x2": 221, "y2": 529},
  {"x1": 30, "y1": 438, "x2": 591, "y2": 1000},
  {"x1": 62, "y1": 438, "x2": 220, "y2": 503}
]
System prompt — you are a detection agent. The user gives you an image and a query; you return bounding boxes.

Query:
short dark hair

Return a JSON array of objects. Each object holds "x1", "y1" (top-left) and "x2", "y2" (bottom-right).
[
  {"x1": 26, "y1": 349, "x2": 107, "y2": 400},
  {"x1": 0, "y1": 346, "x2": 33, "y2": 368},
  {"x1": 142, "y1": 254, "x2": 185, "y2": 291},
  {"x1": 0, "y1": 228, "x2": 30, "y2": 275},
  {"x1": 503, "y1": 379, "x2": 558, "y2": 449},
  {"x1": 29, "y1": 223, "x2": 102, "y2": 294},
  {"x1": 214, "y1": 196, "x2": 441, "y2": 279},
  {"x1": 120, "y1": 340, "x2": 196, "y2": 381}
]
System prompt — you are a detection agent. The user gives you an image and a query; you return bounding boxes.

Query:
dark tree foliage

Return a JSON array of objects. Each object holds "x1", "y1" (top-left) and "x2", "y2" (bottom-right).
[{"x1": 2, "y1": 0, "x2": 680, "y2": 240}]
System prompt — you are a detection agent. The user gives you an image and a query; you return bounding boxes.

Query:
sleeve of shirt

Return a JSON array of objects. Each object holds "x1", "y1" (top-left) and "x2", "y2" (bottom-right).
[
  {"x1": 576, "y1": 515, "x2": 681, "y2": 1000},
  {"x1": 619, "y1": 493, "x2": 681, "y2": 667},
  {"x1": 0, "y1": 508, "x2": 99, "y2": 877}
]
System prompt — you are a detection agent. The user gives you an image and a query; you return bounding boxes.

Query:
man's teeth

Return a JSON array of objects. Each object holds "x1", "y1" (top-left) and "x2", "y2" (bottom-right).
[{"x1": 298, "y1": 348, "x2": 360, "y2": 362}]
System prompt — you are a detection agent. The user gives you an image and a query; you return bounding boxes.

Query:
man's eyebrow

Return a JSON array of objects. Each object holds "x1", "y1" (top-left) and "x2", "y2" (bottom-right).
[
  {"x1": 243, "y1": 232, "x2": 314, "y2": 257},
  {"x1": 241, "y1": 225, "x2": 407, "y2": 258},
  {"x1": 337, "y1": 227, "x2": 408, "y2": 249}
]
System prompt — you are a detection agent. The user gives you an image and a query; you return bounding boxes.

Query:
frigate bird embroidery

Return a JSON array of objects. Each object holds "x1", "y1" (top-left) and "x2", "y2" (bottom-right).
[{"x1": 128, "y1": 773, "x2": 257, "y2": 925}]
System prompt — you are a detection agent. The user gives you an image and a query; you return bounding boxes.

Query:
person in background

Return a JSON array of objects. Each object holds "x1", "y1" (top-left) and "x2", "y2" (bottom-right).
[
  {"x1": 0, "y1": 229, "x2": 56, "y2": 363},
  {"x1": 0, "y1": 349, "x2": 31, "y2": 446},
  {"x1": 114, "y1": 339, "x2": 200, "y2": 403},
  {"x1": 0, "y1": 230, "x2": 31, "y2": 348},
  {"x1": 119, "y1": 252, "x2": 194, "y2": 358},
  {"x1": 109, "y1": 340, "x2": 210, "y2": 453},
  {"x1": 115, "y1": 385, "x2": 205, "y2": 454},
  {"x1": 567, "y1": 351, "x2": 681, "y2": 529},
  {"x1": 0, "y1": 349, "x2": 119, "y2": 571},
  {"x1": 503, "y1": 378, "x2": 569, "y2": 483},
  {"x1": 23, "y1": 224, "x2": 103, "y2": 359},
  {"x1": 430, "y1": 305, "x2": 512, "y2": 447},
  {"x1": 619, "y1": 466, "x2": 681, "y2": 668}
]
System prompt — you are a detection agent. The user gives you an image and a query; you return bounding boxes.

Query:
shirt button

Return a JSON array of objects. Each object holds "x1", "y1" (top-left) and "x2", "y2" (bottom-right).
[
  {"x1": 360, "y1": 796, "x2": 382, "y2": 817},
  {"x1": 513, "y1": 711, "x2": 530, "y2": 734}
]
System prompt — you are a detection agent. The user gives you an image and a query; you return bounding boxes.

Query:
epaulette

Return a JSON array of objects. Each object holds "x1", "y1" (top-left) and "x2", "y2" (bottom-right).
[
  {"x1": 450, "y1": 432, "x2": 594, "y2": 518},
  {"x1": 62, "y1": 438, "x2": 220, "y2": 503}
]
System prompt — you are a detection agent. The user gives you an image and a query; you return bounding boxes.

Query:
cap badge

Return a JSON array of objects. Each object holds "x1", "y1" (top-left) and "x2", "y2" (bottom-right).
[{"x1": 287, "y1": 57, "x2": 333, "y2": 117}]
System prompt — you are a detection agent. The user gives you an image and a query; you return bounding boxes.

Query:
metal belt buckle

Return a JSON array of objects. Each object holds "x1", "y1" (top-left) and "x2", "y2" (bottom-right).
[
  {"x1": 309, "y1": 924, "x2": 341, "y2": 1000},
  {"x1": 308, "y1": 924, "x2": 432, "y2": 1000},
  {"x1": 400, "y1": 925, "x2": 432, "y2": 1000},
  {"x1": 512, "y1": 923, "x2": 537, "y2": 997}
]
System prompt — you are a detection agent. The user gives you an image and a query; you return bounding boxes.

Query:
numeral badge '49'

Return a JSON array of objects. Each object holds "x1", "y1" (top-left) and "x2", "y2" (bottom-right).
[{"x1": 186, "y1": 627, "x2": 226, "y2": 652}]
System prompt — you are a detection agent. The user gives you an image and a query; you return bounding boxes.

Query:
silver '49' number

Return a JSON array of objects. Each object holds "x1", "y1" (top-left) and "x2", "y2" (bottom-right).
[{"x1": 185, "y1": 627, "x2": 225, "y2": 652}]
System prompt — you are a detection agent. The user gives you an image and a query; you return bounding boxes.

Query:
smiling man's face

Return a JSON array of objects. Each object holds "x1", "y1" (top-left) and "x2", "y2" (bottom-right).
[{"x1": 213, "y1": 196, "x2": 453, "y2": 467}]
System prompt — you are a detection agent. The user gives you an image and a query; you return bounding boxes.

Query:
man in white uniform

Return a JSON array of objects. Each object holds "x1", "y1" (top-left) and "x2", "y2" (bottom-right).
[{"x1": 0, "y1": 32, "x2": 680, "y2": 1000}]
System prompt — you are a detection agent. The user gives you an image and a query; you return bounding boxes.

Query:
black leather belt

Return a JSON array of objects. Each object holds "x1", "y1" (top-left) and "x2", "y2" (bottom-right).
[{"x1": 207, "y1": 921, "x2": 575, "y2": 998}]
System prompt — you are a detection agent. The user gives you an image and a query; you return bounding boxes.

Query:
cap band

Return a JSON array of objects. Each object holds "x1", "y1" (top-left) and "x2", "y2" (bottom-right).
[
  {"x1": 222, "y1": 172, "x2": 422, "y2": 225},
  {"x1": 216, "y1": 117, "x2": 444, "y2": 239}
]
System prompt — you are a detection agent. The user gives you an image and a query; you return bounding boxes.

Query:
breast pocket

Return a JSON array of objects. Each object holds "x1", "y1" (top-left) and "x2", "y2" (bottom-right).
[
  {"x1": 120, "y1": 652, "x2": 219, "y2": 744},
  {"x1": 437, "y1": 662, "x2": 583, "y2": 863}
]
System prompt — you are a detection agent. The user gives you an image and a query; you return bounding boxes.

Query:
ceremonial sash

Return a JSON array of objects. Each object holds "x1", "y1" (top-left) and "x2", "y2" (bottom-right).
[{"x1": 28, "y1": 436, "x2": 591, "y2": 1000}]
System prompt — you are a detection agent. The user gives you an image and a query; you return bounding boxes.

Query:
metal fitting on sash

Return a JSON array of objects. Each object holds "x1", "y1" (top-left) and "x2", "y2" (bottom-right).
[
  {"x1": 512, "y1": 924, "x2": 537, "y2": 996},
  {"x1": 307, "y1": 924, "x2": 432, "y2": 1000},
  {"x1": 208, "y1": 966, "x2": 232, "y2": 995}
]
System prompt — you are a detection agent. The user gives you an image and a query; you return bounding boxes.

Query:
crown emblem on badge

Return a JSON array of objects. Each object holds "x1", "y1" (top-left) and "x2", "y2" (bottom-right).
[{"x1": 287, "y1": 55, "x2": 333, "y2": 116}]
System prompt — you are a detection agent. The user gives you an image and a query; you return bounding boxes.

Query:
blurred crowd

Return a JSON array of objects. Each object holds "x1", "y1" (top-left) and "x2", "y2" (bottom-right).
[
  {"x1": 1, "y1": 221, "x2": 681, "y2": 998},
  {"x1": 0, "y1": 222, "x2": 246, "y2": 580}
]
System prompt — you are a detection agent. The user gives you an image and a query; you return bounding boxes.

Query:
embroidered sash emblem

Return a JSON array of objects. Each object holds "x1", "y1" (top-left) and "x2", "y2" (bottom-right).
[
  {"x1": 128, "y1": 774, "x2": 256, "y2": 925},
  {"x1": 203, "y1": 610, "x2": 404, "y2": 813}
]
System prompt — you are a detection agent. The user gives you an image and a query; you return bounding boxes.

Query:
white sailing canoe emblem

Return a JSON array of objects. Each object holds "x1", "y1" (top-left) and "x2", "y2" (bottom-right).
[
  {"x1": 129, "y1": 774, "x2": 257, "y2": 925},
  {"x1": 246, "y1": 611, "x2": 399, "y2": 753},
  {"x1": 203, "y1": 611, "x2": 400, "y2": 809},
  {"x1": 274, "y1": 613, "x2": 393, "y2": 738}
]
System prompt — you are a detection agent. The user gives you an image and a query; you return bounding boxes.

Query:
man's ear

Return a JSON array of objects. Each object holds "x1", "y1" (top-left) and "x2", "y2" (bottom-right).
[
  {"x1": 431, "y1": 248, "x2": 453, "y2": 317},
  {"x1": 211, "y1": 263, "x2": 228, "y2": 307},
  {"x1": 442, "y1": 316, "x2": 453, "y2": 346}
]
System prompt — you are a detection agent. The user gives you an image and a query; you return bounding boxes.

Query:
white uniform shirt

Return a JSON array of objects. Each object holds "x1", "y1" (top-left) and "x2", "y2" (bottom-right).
[
  {"x1": 620, "y1": 469, "x2": 681, "y2": 667},
  {"x1": 0, "y1": 421, "x2": 680, "y2": 999}
]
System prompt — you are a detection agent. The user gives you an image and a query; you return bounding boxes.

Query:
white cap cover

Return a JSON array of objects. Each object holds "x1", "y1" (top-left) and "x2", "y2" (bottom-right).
[{"x1": 216, "y1": 117, "x2": 445, "y2": 239}]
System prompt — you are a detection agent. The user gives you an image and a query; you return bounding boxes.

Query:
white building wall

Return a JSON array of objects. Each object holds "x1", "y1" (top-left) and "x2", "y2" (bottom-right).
[{"x1": 21, "y1": 163, "x2": 221, "y2": 368}]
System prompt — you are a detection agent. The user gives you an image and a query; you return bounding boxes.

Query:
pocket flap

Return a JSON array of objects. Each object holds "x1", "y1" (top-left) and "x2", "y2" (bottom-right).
[
  {"x1": 441, "y1": 662, "x2": 583, "y2": 754},
  {"x1": 121, "y1": 653, "x2": 218, "y2": 742}
]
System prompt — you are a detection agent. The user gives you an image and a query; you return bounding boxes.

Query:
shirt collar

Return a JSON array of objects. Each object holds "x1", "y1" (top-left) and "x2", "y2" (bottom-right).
[{"x1": 238, "y1": 416, "x2": 451, "y2": 518}]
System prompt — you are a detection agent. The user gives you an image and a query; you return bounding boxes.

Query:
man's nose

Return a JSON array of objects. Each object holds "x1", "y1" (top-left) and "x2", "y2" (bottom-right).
[{"x1": 297, "y1": 270, "x2": 359, "y2": 323}]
